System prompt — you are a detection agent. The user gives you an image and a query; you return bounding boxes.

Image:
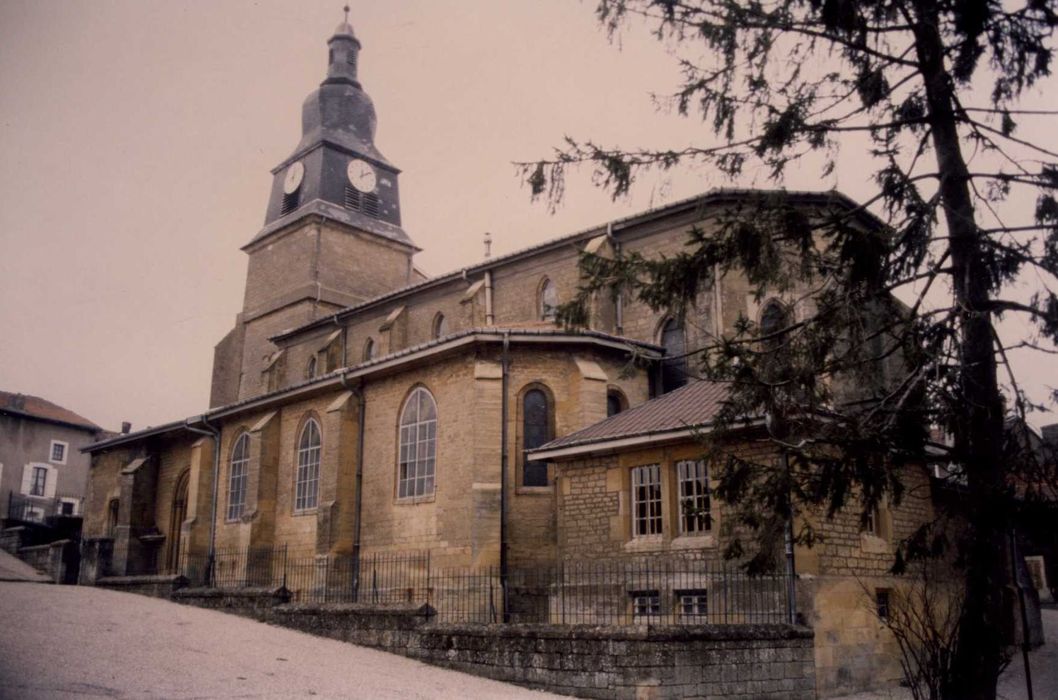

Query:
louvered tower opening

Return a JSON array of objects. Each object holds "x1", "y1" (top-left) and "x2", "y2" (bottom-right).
[
  {"x1": 280, "y1": 191, "x2": 301, "y2": 216},
  {"x1": 344, "y1": 186, "x2": 381, "y2": 219}
]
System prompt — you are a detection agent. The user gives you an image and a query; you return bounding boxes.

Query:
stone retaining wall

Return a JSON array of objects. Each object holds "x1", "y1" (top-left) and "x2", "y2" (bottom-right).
[
  {"x1": 171, "y1": 588, "x2": 815, "y2": 699},
  {"x1": 96, "y1": 574, "x2": 188, "y2": 599},
  {"x1": 18, "y1": 539, "x2": 78, "y2": 584}
]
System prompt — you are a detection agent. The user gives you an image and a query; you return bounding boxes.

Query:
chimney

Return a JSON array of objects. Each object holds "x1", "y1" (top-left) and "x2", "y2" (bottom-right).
[{"x1": 121, "y1": 421, "x2": 132, "y2": 434}]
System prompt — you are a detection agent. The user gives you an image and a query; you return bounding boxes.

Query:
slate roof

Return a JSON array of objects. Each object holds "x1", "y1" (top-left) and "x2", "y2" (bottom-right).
[
  {"x1": 0, "y1": 390, "x2": 101, "y2": 431},
  {"x1": 537, "y1": 380, "x2": 731, "y2": 453}
]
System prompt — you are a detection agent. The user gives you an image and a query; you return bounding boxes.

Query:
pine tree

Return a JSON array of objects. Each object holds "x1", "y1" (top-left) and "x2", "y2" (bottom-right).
[{"x1": 524, "y1": 2, "x2": 1058, "y2": 698}]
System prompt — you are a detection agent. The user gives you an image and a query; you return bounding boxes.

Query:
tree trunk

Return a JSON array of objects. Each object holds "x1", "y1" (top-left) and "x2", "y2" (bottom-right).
[{"x1": 911, "y1": 5, "x2": 1010, "y2": 700}]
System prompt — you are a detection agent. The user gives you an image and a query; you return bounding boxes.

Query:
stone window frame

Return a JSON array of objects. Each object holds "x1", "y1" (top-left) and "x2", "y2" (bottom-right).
[
  {"x1": 538, "y1": 277, "x2": 558, "y2": 322},
  {"x1": 293, "y1": 415, "x2": 322, "y2": 514},
  {"x1": 630, "y1": 464, "x2": 663, "y2": 538},
  {"x1": 515, "y1": 382, "x2": 556, "y2": 493},
  {"x1": 675, "y1": 459, "x2": 712, "y2": 536},
  {"x1": 49, "y1": 439, "x2": 68, "y2": 465},
  {"x1": 396, "y1": 384, "x2": 438, "y2": 503},
  {"x1": 431, "y1": 312, "x2": 448, "y2": 340},
  {"x1": 656, "y1": 315, "x2": 689, "y2": 393},
  {"x1": 606, "y1": 386, "x2": 628, "y2": 417},
  {"x1": 226, "y1": 431, "x2": 250, "y2": 522}
]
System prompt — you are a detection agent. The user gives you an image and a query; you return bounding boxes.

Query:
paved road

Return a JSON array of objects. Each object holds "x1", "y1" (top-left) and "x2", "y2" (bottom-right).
[{"x1": 0, "y1": 582, "x2": 564, "y2": 699}]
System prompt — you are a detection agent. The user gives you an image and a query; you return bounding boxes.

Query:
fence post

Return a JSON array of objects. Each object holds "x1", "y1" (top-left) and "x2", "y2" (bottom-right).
[
  {"x1": 425, "y1": 551, "x2": 431, "y2": 609},
  {"x1": 282, "y1": 544, "x2": 288, "y2": 590}
]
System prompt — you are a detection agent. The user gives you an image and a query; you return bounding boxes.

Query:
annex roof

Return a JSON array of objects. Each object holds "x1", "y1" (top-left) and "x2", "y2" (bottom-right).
[
  {"x1": 270, "y1": 188, "x2": 884, "y2": 343},
  {"x1": 84, "y1": 328, "x2": 662, "y2": 453},
  {"x1": 0, "y1": 390, "x2": 101, "y2": 432},
  {"x1": 528, "y1": 380, "x2": 733, "y2": 461}
]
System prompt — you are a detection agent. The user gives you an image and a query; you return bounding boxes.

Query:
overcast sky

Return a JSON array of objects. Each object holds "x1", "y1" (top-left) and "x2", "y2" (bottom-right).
[{"x1": 1, "y1": 0, "x2": 1055, "y2": 432}]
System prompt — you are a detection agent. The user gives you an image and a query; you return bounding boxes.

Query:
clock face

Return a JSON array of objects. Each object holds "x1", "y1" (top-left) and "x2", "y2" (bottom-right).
[
  {"x1": 283, "y1": 161, "x2": 305, "y2": 194},
  {"x1": 347, "y1": 159, "x2": 377, "y2": 193}
]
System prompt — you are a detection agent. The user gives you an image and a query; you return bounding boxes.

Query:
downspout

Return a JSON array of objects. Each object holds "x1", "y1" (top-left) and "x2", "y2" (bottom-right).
[
  {"x1": 185, "y1": 414, "x2": 221, "y2": 585},
  {"x1": 341, "y1": 372, "x2": 367, "y2": 601},
  {"x1": 606, "y1": 222, "x2": 623, "y2": 335},
  {"x1": 500, "y1": 331, "x2": 510, "y2": 622},
  {"x1": 485, "y1": 271, "x2": 495, "y2": 326}
]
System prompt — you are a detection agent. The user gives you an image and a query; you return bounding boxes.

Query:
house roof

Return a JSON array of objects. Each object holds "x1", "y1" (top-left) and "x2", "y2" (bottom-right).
[
  {"x1": 530, "y1": 380, "x2": 732, "y2": 460},
  {"x1": 271, "y1": 188, "x2": 884, "y2": 343},
  {"x1": 0, "y1": 390, "x2": 101, "y2": 432}
]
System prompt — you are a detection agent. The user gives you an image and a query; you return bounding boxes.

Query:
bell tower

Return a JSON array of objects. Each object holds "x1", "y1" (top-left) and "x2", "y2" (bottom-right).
[{"x1": 210, "y1": 13, "x2": 420, "y2": 406}]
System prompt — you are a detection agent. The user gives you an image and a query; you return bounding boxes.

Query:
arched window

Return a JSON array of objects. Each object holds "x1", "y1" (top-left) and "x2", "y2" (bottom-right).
[
  {"x1": 522, "y1": 388, "x2": 552, "y2": 487},
  {"x1": 607, "y1": 389, "x2": 627, "y2": 417},
  {"x1": 294, "y1": 419, "x2": 321, "y2": 512},
  {"x1": 660, "y1": 317, "x2": 687, "y2": 394},
  {"x1": 306, "y1": 355, "x2": 318, "y2": 380},
  {"x1": 539, "y1": 278, "x2": 558, "y2": 321},
  {"x1": 759, "y1": 299, "x2": 792, "y2": 383},
  {"x1": 106, "y1": 498, "x2": 120, "y2": 537},
  {"x1": 759, "y1": 300, "x2": 789, "y2": 350},
  {"x1": 398, "y1": 387, "x2": 437, "y2": 499},
  {"x1": 432, "y1": 313, "x2": 448, "y2": 339},
  {"x1": 363, "y1": 338, "x2": 376, "y2": 362},
  {"x1": 227, "y1": 434, "x2": 249, "y2": 521}
]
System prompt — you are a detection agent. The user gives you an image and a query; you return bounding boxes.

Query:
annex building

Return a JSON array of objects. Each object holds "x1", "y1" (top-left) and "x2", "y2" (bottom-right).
[{"x1": 80, "y1": 17, "x2": 938, "y2": 699}]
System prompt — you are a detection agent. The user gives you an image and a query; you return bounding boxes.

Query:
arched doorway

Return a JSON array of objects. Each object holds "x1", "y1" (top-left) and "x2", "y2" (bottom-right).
[{"x1": 166, "y1": 471, "x2": 190, "y2": 574}]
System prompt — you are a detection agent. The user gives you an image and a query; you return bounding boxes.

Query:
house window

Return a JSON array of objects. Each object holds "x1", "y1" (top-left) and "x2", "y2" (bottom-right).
[
  {"x1": 539, "y1": 278, "x2": 558, "y2": 321},
  {"x1": 630, "y1": 590, "x2": 661, "y2": 620},
  {"x1": 227, "y1": 434, "x2": 249, "y2": 521},
  {"x1": 398, "y1": 387, "x2": 437, "y2": 499},
  {"x1": 631, "y1": 464, "x2": 663, "y2": 537},
  {"x1": 876, "y1": 588, "x2": 891, "y2": 620},
  {"x1": 106, "y1": 499, "x2": 119, "y2": 536},
  {"x1": 677, "y1": 460, "x2": 711, "y2": 534},
  {"x1": 50, "y1": 440, "x2": 67, "y2": 464},
  {"x1": 677, "y1": 589, "x2": 709, "y2": 619},
  {"x1": 59, "y1": 500, "x2": 76, "y2": 516},
  {"x1": 29, "y1": 466, "x2": 47, "y2": 497},
  {"x1": 522, "y1": 388, "x2": 552, "y2": 487},
  {"x1": 432, "y1": 313, "x2": 448, "y2": 340},
  {"x1": 660, "y1": 317, "x2": 687, "y2": 393},
  {"x1": 294, "y1": 419, "x2": 321, "y2": 512},
  {"x1": 363, "y1": 338, "x2": 376, "y2": 362}
]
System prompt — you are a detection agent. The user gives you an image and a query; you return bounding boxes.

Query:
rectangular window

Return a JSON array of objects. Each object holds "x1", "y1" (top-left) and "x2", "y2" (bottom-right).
[
  {"x1": 865, "y1": 505, "x2": 880, "y2": 536},
  {"x1": 631, "y1": 464, "x2": 662, "y2": 537},
  {"x1": 677, "y1": 460, "x2": 711, "y2": 534},
  {"x1": 60, "y1": 501, "x2": 75, "y2": 516},
  {"x1": 50, "y1": 441, "x2": 67, "y2": 464},
  {"x1": 630, "y1": 590, "x2": 660, "y2": 621},
  {"x1": 677, "y1": 589, "x2": 709, "y2": 619},
  {"x1": 30, "y1": 466, "x2": 47, "y2": 497},
  {"x1": 876, "y1": 588, "x2": 891, "y2": 620}
]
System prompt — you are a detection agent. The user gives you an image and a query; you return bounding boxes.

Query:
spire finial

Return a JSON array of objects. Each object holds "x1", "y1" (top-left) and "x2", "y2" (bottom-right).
[{"x1": 343, "y1": 5, "x2": 350, "y2": 23}]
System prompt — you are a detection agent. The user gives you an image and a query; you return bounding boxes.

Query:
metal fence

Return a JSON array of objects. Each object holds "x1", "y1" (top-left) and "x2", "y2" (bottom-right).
[
  {"x1": 184, "y1": 547, "x2": 792, "y2": 626},
  {"x1": 5, "y1": 493, "x2": 62, "y2": 523}
]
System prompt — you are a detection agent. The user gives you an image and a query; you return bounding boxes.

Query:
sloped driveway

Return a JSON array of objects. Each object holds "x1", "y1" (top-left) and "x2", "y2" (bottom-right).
[{"x1": 0, "y1": 582, "x2": 564, "y2": 699}]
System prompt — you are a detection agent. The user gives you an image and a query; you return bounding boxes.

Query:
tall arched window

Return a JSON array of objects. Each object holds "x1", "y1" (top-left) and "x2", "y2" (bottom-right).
[
  {"x1": 432, "y1": 313, "x2": 448, "y2": 339},
  {"x1": 363, "y1": 338, "x2": 376, "y2": 362},
  {"x1": 522, "y1": 388, "x2": 552, "y2": 487},
  {"x1": 539, "y1": 278, "x2": 558, "y2": 321},
  {"x1": 607, "y1": 389, "x2": 627, "y2": 417},
  {"x1": 294, "y1": 419, "x2": 321, "y2": 512},
  {"x1": 227, "y1": 433, "x2": 249, "y2": 521},
  {"x1": 398, "y1": 387, "x2": 437, "y2": 499},
  {"x1": 759, "y1": 300, "x2": 791, "y2": 382},
  {"x1": 306, "y1": 355, "x2": 318, "y2": 380},
  {"x1": 660, "y1": 317, "x2": 687, "y2": 394}
]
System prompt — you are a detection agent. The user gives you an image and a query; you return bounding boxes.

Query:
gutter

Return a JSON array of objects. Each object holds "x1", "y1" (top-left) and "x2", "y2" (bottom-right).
[{"x1": 340, "y1": 372, "x2": 367, "y2": 601}]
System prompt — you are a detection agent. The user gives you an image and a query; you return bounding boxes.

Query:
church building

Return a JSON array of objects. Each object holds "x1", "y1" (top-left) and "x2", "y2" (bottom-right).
[{"x1": 80, "y1": 17, "x2": 935, "y2": 698}]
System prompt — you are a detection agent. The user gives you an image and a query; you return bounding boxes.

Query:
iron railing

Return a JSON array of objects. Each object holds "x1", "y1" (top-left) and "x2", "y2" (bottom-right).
[
  {"x1": 183, "y1": 547, "x2": 792, "y2": 626},
  {"x1": 5, "y1": 493, "x2": 62, "y2": 523}
]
